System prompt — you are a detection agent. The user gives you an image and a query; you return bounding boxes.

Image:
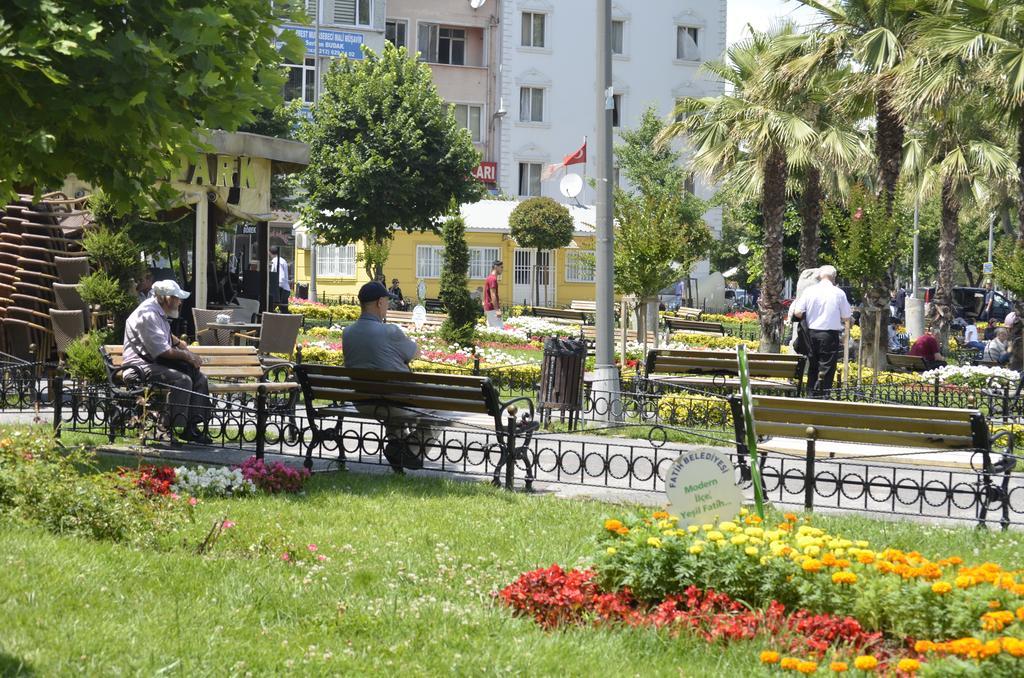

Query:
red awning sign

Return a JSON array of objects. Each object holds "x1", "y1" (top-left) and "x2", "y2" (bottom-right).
[{"x1": 472, "y1": 162, "x2": 497, "y2": 183}]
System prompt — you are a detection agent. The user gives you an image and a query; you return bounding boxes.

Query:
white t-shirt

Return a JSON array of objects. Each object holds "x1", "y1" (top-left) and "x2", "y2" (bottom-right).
[
  {"x1": 790, "y1": 279, "x2": 851, "y2": 331},
  {"x1": 964, "y1": 325, "x2": 979, "y2": 343},
  {"x1": 271, "y1": 256, "x2": 290, "y2": 292}
]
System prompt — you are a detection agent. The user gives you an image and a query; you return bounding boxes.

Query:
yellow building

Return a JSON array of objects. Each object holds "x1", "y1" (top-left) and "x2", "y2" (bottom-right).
[{"x1": 292, "y1": 200, "x2": 597, "y2": 307}]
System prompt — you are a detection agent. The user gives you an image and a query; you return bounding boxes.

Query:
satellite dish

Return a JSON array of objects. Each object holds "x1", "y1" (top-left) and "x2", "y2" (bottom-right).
[
  {"x1": 469, "y1": 0, "x2": 486, "y2": 8},
  {"x1": 559, "y1": 173, "x2": 584, "y2": 199},
  {"x1": 737, "y1": 242, "x2": 750, "y2": 255}
]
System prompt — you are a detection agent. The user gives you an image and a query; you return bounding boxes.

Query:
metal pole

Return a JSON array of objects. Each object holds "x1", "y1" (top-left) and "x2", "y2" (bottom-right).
[
  {"x1": 988, "y1": 212, "x2": 995, "y2": 263},
  {"x1": 308, "y1": 0, "x2": 321, "y2": 302},
  {"x1": 592, "y1": 0, "x2": 619, "y2": 419},
  {"x1": 911, "y1": 200, "x2": 920, "y2": 298}
]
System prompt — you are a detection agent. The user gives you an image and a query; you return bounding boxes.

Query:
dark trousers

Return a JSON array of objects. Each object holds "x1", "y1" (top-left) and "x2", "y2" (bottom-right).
[
  {"x1": 807, "y1": 330, "x2": 841, "y2": 397},
  {"x1": 125, "y1": 361, "x2": 212, "y2": 431}
]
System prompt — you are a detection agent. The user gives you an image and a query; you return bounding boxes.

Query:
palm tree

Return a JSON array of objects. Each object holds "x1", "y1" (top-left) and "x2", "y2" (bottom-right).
[
  {"x1": 919, "y1": 0, "x2": 1024, "y2": 241},
  {"x1": 661, "y1": 27, "x2": 833, "y2": 351}
]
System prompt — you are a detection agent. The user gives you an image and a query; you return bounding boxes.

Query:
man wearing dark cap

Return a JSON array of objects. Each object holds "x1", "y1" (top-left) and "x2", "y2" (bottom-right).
[{"x1": 342, "y1": 281, "x2": 426, "y2": 471}]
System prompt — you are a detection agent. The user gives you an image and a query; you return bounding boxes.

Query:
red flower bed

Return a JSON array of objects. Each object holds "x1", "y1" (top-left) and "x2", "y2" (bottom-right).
[
  {"x1": 497, "y1": 565, "x2": 890, "y2": 660},
  {"x1": 118, "y1": 464, "x2": 176, "y2": 497}
]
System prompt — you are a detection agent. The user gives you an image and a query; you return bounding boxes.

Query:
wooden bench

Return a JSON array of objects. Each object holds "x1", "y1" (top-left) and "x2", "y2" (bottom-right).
[
  {"x1": 580, "y1": 324, "x2": 658, "y2": 346},
  {"x1": 569, "y1": 300, "x2": 596, "y2": 313},
  {"x1": 388, "y1": 309, "x2": 448, "y2": 331},
  {"x1": 530, "y1": 306, "x2": 592, "y2": 324},
  {"x1": 664, "y1": 316, "x2": 726, "y2": 335},
  {"x1": 646, "y1": 349, "x2": 805, "y2": 396},
  {"x1": 727, "y1": 394, "x2": 1016, "y2": 526},
  {"x1": 100, "y1": 345, "x2": 299, "y2": 445},
  {"x1": 295, "y1": 364, "x2": 539, "y2": 487},
  {"x1": 887, "y1": 353, "x2": 929, "y2": 372},
  {"x1": 676, "y1": 307, "x2": 703, "y2": 320}
]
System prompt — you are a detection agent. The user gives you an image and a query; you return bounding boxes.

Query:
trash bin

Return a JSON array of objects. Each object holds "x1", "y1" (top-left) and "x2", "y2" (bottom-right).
[
  {"x1": 296, "y1": 283, "x2": 309, "y2": 300},
  {"x1": 538, "y1": 337, "x2": 588, "y2": 430}
]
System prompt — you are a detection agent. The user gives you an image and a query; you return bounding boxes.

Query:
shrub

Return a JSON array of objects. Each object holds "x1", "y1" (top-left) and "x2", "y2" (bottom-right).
[
  {"x1": 438, "y1": 213, "x2": 478, "y2": 346},
  {"x1": 669, "y1": 333, "x2": 759, "y2": 351},
  {"x1": 298, "y1": 344, "x2": 345, "y2": 365},
  {"x1": 79, "y1": 271, "x2": 136, "y2": 335},
  {"x1": 656, "y1": 394, "x2": 732, "y2": 426},
  {"x1": 238, "y1": 456, "x2": 309, "y2": 494},
  {"x1": 64, "y1": 330, "x2": 113, "y2": 384},
  {"x1": 331, "y1": 304, "x2": 361, "y2": 322}
]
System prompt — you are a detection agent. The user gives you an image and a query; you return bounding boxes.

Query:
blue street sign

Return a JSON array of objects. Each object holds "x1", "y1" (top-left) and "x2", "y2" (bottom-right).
[{"x1": 277, "y1": 24, "x2": 364, "y2": 59}]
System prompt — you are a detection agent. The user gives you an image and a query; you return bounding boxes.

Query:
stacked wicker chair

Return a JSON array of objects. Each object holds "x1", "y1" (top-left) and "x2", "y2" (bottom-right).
[{"x1": 0, "y1": 193, "x2": 91, "y2": 367}]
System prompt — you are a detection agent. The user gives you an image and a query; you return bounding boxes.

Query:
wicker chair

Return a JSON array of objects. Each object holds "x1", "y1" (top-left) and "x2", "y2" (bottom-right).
[
  {"x1": 2, "y1": 317, "x2": 55, "y2": 368},
  {"x1": 49, "y1": 309, "x2": 85, "y2": 361},
  {"x1": 193, "y1": 308, "x2": 233, "y2": 346},
  {"x1": 234, "y1": 312, "x2": 302, "y2": 362},
  {"x1": 54, "y1": 256, "x2": 90, "y2": 284},
  {"x1": 234, "y1": 297, "x2": 261, "y2": 323}
]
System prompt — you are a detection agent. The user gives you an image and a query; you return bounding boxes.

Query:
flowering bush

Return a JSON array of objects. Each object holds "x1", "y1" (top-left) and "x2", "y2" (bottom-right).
[
  {"x1": 504, "y1": 315, "x2": 581, "y2": 339},
  {"x1": 669, "y1": 333, "x2": 760, "y2": 351},
  {"x1": 475, "y1": 324, "x2": 531, "y2": 344},
  {"x1": 237, "y1": 456, "x2": 310, "y2": 494},
  {"x1": 921, "y1": 364, "x2": 1019, "y2": 388},
  {"x1": 656, "y1": 394, "x2": 733, "y2": 426},
  {"x1": 172, "y1": 465, "x2": 256, "y2": 498},
  {"x1": 119, "y1": 464, "x2": 177, "y2": 497}
]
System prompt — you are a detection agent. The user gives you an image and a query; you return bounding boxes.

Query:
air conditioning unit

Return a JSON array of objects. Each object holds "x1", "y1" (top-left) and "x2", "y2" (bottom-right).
[{"x1": 294, "y1": 232, "x2": 308, "y2": 249}]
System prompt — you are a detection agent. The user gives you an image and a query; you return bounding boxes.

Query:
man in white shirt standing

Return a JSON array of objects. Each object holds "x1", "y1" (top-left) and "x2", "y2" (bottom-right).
[
  {"x1": 790, "y1": 265, "x2": 852, "y2": 397},
  {"x1": 270, "y1": 246, "x2": 290, "y2": 313}
]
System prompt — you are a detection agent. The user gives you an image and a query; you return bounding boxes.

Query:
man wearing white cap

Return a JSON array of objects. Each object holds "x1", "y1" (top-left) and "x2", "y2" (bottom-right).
[{"x1": 122, "y1": 280, "x2": 212, "y2": 444}]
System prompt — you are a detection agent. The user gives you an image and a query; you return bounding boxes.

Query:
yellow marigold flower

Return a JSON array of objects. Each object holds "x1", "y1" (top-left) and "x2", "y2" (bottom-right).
[
  {"x1": 657, "y1": 520, "x2": 673, "y2": 529},
  {"x1": 896, "y1": 659, "x2": 920, "y2": 674},
  {"x1": 745, "y1": 527, "x2": 764, "y2": 538},
  {"x1": 955, "y1": 575, "x2": 975, "y2": 589},
  {"x1": 914, "y1": 640, "x2": 934, "y2": 653},
  {"x1": 759, "y1": 651, "x2": 780, "y2": 664},
  {"x1": 719, "y1": 521, "x2": 738, "y2": 532},
  {"x1": 802, "y1": 558, "x2": 824, "y2": 573},
  {"x1": 822, "y1": 553, "x2": 837, "y2": 567},
  {"x1": 931, "y1": 581, "x2": 952, "y2": 594},
  {"x1": 784, "y1": 512, "x2": 798, "y2": 522},
  {"x1": 1003, "y1": 637, "x2": 1024, "y2": 658},
  {"x1": 853, "y1": 655, "x2": 878, "y2": 671},
  {"x1": 701, "y1": 523, "x2": 713, "y2": 531},
  {"x1": 707, "y1": 530, "x2": 725, "y2": 542},
  {"x1": 606, "y1": 547, "x2": 617, "y2": 555},
  {"x1": 731, "y1": 534, "x2": 749, "y2": 545},
  {"x1": 745, "y1": 546, "x2": 759, "y2": 556},
  {"x1": 989, "y1": 600, "x2": 1002, "y2": 609},
  {"x1": 804, "y1": 545, "x2": 821, "y2": 557},
  {"x1": 780, "y1": 657, "x2": 800, "y2": 670},
  {"x1": 796, "y1": 660, "x2": 818, "y2": 674},
  {"x1": 688, "y1": 525, "x2": 700, "y2": 533},
  {"x1": 647, "y1": 537, "x2": 662, "y2": 549},
  {"x1": 652, "y1": 511, "x2": 670, "y2": 520},
  {"x1": 1016, "y1": 606, "x2": 1024, "y2": 621},
  {"x1": 604, "y1": 519, "x2": 624, "y2": 532},
  {"x1": 829, "y1": 661, "x2": 848, "y2": 672},
  {"x1": 831, "y1": 571, "x2": 857, "y2": 585},
  {"x1": 855, "y1": 540, "x2": 869, "y2": 548},
  {"x1": 688, "y1": 544, "x2": 703, "y2": 555},
  {"x1": 740, "y1": 508, "x2": 749, "y2": 516}
]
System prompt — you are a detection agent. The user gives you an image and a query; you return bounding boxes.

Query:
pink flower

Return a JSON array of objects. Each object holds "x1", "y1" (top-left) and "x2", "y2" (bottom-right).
[
  {"x1": 222, "y1": 520, "x2": 236, "y2": 529},
  {"x1": 188, "y1": 497, "x2": 198, "y2": 507},
  {"x1": 853, "y1": 207, "x2": 864, "y2": 221},
  {"x1": 170, "y1": 493, "x2": 180, "y2": 501},
  {"x1": 317, "y1": 554, "x2": 327, "y2": 562},
  {"x1": 280, "y1": 552, "x2": 291, "y2": 562},
  {"x1": 307, "y1": 544, "x2": 318, "y2": 552}
]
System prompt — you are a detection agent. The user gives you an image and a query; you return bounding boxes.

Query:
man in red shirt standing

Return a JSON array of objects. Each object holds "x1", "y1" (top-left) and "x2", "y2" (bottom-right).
[
  {"x1": 909, "y1": 327, "x2": 946, "y2": 368},
  {"x1": 484, "y1": 260, "x2": 503, "y2": 328}
]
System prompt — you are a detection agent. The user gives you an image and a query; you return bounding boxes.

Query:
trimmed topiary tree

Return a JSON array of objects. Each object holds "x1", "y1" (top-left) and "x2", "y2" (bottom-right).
[
  {"x1": 78, "y1": 226, "x2": 145, "y2": 338},
  {"x1": 508, "y1": 197, "x2": 574, "y2": 306},
  {"x1": 438, "y1": 213, "x2": 477, "y2": 346}
]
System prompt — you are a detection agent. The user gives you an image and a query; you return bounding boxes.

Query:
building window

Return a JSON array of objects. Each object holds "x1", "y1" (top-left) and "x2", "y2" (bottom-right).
[
  {"x1": 519, "y1": 86, "x2": 544, "y2": 123},
  {"x1": 612, "y1": 94, "x2": 622, "y2": 127},
  {"x1": 417, "y1": 24, "x2": 465, "y2": 65},
  {"x1": 518, "y1": 163, "x2": 542, "y2": 197},
  {"x1": 385, "y1": 19, "x2": 407, "y2": 48},
  {"x1": 676, "y1": 26, "x2": 700, "y2": 61},
  {"x1": 316, "y1": 244, "x2": 356, "y2": 278},
  {"x1": 469, "y1": 247, "x2": 501, "y2": 279},
  {"x1": 565, "y1": 251, "x2": 595, "y2": 283},
  {"x1": 334, "y1": 0, "x2": 372, "y2": 27},
  {"x1": 453, "y1": 104, "x2": 483, "y2": 143},
  {"x1": 611, "y1": 20, "x2": 624, "y2": 54},
  {"x1": 283, "y1": 57, "x2": 316, "y2": 104},
  {"x1": 521, "y1": 12, "x2": 546, "y2": 48},
  {"x1": 416, "y1": 245, "x2": 445, "y2": 279}
]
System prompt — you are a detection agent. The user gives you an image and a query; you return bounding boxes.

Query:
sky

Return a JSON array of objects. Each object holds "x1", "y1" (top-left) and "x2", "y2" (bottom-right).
[{"x1": 727, "y1": 0, "x2": 820, "y2": 46}]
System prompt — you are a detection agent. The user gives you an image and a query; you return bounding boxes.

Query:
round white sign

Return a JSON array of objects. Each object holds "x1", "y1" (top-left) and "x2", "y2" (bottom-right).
[
  {"x1": 411, "y1": 304, "x2": 427, "y2": 330},
  {"x1": 665, "y1": 449, "x2": 742, "y2": 526}
]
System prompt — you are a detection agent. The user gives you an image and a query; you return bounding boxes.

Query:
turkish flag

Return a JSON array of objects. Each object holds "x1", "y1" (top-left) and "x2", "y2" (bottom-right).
[{"x1": 542, "y1": 138, "x2": 587, "y2": 180}]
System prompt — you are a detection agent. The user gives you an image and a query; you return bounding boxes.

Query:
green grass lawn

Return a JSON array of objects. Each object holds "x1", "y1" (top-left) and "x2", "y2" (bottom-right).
[{"x1": 2, "y1": 469, "x2": 1022, "y2": 676}]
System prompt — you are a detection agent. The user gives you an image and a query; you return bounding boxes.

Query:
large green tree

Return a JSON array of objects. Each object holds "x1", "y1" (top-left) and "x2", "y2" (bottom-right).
[
  {"x1": 508, "y1": 197, "x2": 574, "y2": 307},
  {"x1": 301, "y1": 44, "x2": 483, "y2": 274},
  {"x1": 0, "y1": 0, "x2": 300, "y2": 207}
]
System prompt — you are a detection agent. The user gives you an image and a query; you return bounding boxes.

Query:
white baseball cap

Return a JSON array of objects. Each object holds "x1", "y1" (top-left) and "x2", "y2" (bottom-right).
[{"x1": 151, "y1": 279, "x2": 190, "y2": 299}]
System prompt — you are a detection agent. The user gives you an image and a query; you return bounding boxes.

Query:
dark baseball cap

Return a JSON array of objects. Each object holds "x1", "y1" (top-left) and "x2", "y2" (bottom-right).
[{"x1": 358, "y1": 281, "x2": 395, "y2": 304}]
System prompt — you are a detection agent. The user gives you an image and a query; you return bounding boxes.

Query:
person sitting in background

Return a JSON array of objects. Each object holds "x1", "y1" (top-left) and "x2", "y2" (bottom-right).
[
  {"x1": 984, "y1": 327, "x2": 1011, "y2": 365},
  {"x1": 389, "y1": 278, "x2": 406, "y2": 310},
  {"x1": 135, "y1": 269, "x2": 155, "y2": 303},
  {"x1": 962, "y1": 318, "x2": 985, "y2": 351},
  {"x1": 909, "y1": 327, "x2": 946, "y2": 368},
  {"x1": 887, "y1": 317, "x2": 902, "y2": 352}
]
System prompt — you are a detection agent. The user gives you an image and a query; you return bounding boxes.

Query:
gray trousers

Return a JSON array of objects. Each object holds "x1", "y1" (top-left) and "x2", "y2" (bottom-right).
[
  {"x1": 125, "y1": 362, "x2": 212, "y2": 430},
  {"x1": 355, "y1": 403, "x2": 436, "y2": 451}
]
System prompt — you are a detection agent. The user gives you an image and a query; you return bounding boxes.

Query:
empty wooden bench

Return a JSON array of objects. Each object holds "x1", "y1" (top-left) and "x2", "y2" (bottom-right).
[
  {"x1": 530, "y1": 306, "x2": 592, "y2": 324},
  {"x1": 295, "y1": 364, "x2": 538, "y2": 487},
  {"x1": 580, "y1": 324, "x2": 658, "y2": 346},
  {"x1": 388, "y1": 309, "x2": 448, "y2": 331},
  {"x1": 646, "y1": 349, "x2": 805, "y2": 396},
  {"x1": 887, "y1": 353, "x2": 929, "y2": 372},
  {"x1": 727, "y1": 394, "x2": 1016, "y2": 527},
  {"x1": 100, "y1": 345, "x2": 299, "y2": 444},
  {"x1": 569, "y1": 300, "x2": 596, "y2": 313},
  {"x1": 664, "y1": 317, "x2": 726, "y2": 335},
  {"x1": 676, "y1": 307, "x2": 703, "y2": 320}
]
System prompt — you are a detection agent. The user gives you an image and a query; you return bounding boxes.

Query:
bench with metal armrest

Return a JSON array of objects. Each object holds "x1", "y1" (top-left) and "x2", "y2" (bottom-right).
[
  {"x1": 663, "y1": 316, "x2": 725, "y2": 335},
  {"x1": 646, "y1": 349, "x2": 806, "y2": 396}
]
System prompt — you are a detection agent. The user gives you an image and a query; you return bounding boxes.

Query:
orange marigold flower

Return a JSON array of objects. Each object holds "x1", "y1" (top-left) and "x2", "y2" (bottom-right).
[
  {"x1": 914, "y1": 640, "x2": 934, "y2": 654},
  {"x1": 853, "y1": 655, "x2": 878, "y2": 671},
  {"x1": 955, "y1": 575, "x2": 975, "y2": 589},
  {"x1": 896, "y1": 658, "x2": 920, "y2": 673},
  {"x1": 802, "y1": 559, "x2": 824, "y2": 573},
  {"x1": 760, "y1": 651, "x2": 780, "y2": 664},
  {"x1": 745, "y1": 515, "x2": 763, "y2": 524},
  {"x1": 829, "y1": 661, "x2": 848, "y2": 672},
  {"x1": 857, "y1": 552, "x2": 876, "y2": 565},
  {"x1": 780, "y1": 657, "x2": 800, "y2": 670},
  {"x1": 652, "y1": 511, "x2": 670, "y2": 520},
  {"x1": 822, "y1": 553, "x2": 838, "y2": 567},
  {"x1": 948, "y1": 556, "x2": 963, "y2": 565},
  {"x1": 1016, "y1": 606, "x2": 1024, "y2": 621},
  {"x1": 784, "y1": 512, "x2": 798, "y2": 522},
  {"x1": 604, "y1": 519, "x2": 624, "y2": 532},
  {"x1": 980, "y1": 610, "x2": 1014, "y2": 632},
  {"x1": 931, "y1": 582, "x2": 952, "y2": 594},
  {"x1": 615, "y1": 526, "x2": 629, "y2": 536},
  {"x1": 835, "y1": 559, "x2": 851, "y2": 569},
  {"x1": 988, "y1": 600, "x2": 1002, "y2": 609},
  {"x1": 831, "y1": 571, "x2": 857, "y2": 585},
  {"x1": 796, "y1": 660, "x2": 818, "y2": 674},
  {"x1": 1003, "y1": 637, "x2": 1024, "y2": 657},
  {"x1": 778, "y1": 523, "x2": 793, "y2": 532}
]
